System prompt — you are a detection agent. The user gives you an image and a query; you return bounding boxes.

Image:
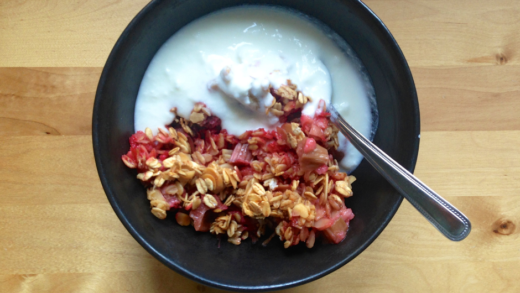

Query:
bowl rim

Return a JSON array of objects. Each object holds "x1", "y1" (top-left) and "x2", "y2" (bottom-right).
[{"x1": 92, "y1": 0, "x2": 420, "y2": 291}]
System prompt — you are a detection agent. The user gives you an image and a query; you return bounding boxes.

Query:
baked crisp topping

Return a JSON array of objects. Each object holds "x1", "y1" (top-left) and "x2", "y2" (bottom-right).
[{"x1": 123, "y1": 88, "x2": 356, "y2": 248}]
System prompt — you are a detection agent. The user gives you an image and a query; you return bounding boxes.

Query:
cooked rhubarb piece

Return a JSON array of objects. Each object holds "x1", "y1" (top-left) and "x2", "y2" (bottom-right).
[
  {"x1": 190, "y1": 204, "x2": 212, "y2": 232},
  {"x1": 324, "y1": 217, "x2": 348, "y2": 244},
  {"x1": 296, "y1": 137, "x2": 330, "y2": 172},
  {"x1": 229, "y1": 143, "x2": 253, "y2": 165}
]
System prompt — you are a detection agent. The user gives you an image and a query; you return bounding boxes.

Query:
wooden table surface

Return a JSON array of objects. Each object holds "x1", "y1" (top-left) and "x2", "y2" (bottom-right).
[{"x1": 1, "y1": 0, "x2": 519, "y2": 292}]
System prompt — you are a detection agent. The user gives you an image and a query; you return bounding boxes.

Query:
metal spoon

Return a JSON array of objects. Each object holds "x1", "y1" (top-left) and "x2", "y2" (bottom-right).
[{"x1": 329, "y1": 105, "x2": 471, "y2": 241}]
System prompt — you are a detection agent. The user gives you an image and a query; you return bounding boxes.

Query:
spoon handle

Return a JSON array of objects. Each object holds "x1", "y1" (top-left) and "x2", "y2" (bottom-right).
[{"x1": 330, "y1": 109, "x2": 471, "y2": 241}]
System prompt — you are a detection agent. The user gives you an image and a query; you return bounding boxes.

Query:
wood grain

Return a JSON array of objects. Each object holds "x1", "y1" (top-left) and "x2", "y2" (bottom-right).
[
  {"x1": 1, "y1": 67, "x2": 519, "y2": 136},
  {"x1": 0, "y1": 0, "x2": 149, "y2": 67},
  {"x1": 0, "y1": 136, "x2": 104, "y2": 206},
  {"x1": 0, "y1": 198, "x2": 517, "y2": 292},
  {"x1": 365, "y1": 0, "x2": 520, "y2": 67},
  {"x1": 414, "y1": 131, "x2": 520, "y2": 197},
  {"x1": 1, "y1": 0, "x2": 520, "y2": 292},
  {"x1": 0, "y1": 68, "x2": 100, "y2": 136},
  {"x1": 0, "y1": 132, "x2": 517, "y2": 208},
  {"x1": 0, "y1": 133, "x2": 518, "y2": 292},
  {"x1": 413, "y1": 66, "x2": 520, "y2": 131},
  {"x1": 3, "y1": 0, "x2": 520, "y2": 67}
]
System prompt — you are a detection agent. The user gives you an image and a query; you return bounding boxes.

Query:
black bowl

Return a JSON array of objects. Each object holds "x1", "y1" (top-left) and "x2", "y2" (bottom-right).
[{"x1": 93, "y1": 0, "x2": 420, "y2": 291}]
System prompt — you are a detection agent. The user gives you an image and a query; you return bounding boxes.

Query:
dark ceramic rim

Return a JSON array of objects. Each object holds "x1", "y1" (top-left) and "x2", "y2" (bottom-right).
[{"x1": 92, "y1": 0, "x2": 420, "y2": 291}]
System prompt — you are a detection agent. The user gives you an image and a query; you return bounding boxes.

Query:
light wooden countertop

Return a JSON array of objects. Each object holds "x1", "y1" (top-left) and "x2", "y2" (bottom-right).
[{"x1": 1, "y1": 0, "x2": 519, "y2": 292}]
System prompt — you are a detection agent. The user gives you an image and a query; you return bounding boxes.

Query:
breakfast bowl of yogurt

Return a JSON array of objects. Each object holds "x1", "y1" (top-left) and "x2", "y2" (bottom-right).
[{"x1": 93, "y1": 0, "x2": 419, "y2": 291}]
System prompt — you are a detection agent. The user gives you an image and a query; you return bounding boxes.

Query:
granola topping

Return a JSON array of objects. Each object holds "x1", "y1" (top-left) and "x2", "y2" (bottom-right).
[{"x1": 124, "y1": 88, "x2": 356, "y2": 248}]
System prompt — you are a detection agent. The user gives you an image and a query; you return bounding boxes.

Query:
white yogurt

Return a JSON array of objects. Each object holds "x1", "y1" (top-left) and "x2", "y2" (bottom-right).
[{"x1": 134, "y1": 6, "x2": 376, "y2": 171}]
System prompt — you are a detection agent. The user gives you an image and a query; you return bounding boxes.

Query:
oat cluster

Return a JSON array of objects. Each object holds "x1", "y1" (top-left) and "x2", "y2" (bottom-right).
[{"x1": 266, "y1": 83, "x2": 313, "y2": 117}]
